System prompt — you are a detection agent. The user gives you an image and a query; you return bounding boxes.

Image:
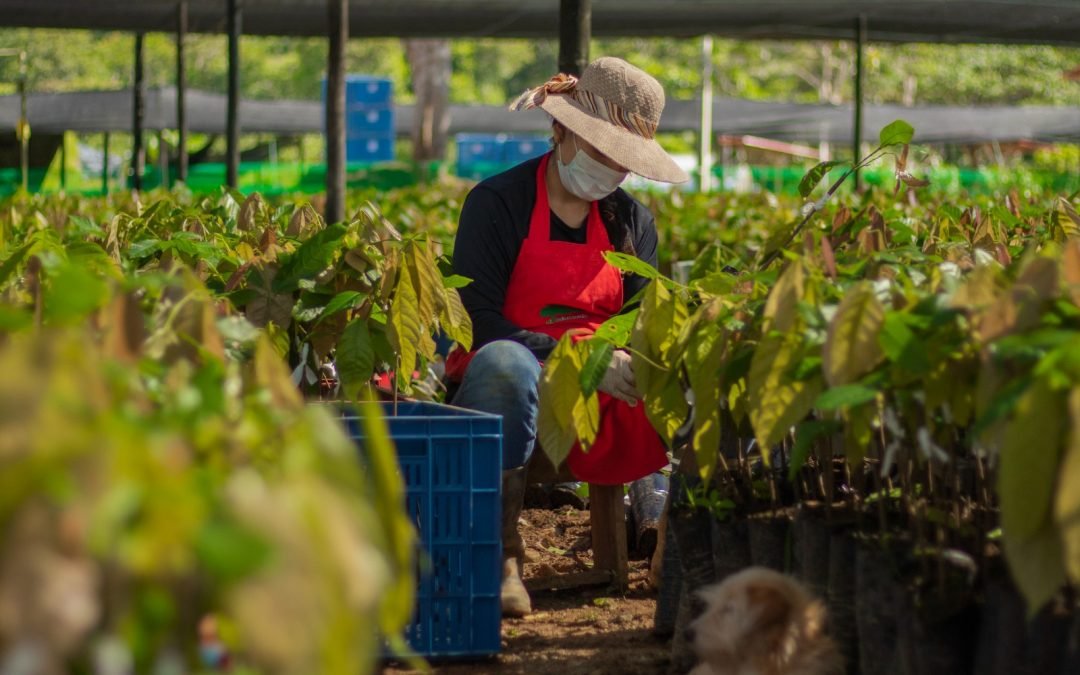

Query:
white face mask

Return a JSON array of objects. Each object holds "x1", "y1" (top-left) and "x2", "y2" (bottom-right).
[{"x1": 556, "y1": 135, "x2": 628, "y2": 202}]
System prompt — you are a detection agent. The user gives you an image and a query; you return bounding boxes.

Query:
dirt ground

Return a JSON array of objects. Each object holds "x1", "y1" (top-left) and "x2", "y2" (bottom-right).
[{"x1": 385, "y1": 506, "x2": 672, "y2": 675}]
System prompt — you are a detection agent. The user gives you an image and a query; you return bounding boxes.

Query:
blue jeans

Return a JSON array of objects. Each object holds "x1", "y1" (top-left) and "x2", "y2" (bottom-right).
[{"x1": 450, "y1": 340, "x2": 541, "y2": 470}]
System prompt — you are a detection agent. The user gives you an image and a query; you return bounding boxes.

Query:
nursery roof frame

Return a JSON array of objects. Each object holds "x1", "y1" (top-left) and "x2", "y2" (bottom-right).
[{"x1": 3, "y1": 1, "x2": 1080, "y2": 44}]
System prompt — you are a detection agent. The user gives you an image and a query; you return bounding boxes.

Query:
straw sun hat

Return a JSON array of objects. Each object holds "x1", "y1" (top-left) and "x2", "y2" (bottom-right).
[{"x1": 510, "y1": 56, "x2": 689, "y2": 184}]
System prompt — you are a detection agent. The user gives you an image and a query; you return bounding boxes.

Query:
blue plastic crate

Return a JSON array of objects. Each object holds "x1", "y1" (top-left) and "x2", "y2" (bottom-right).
[
  {"x1": 455, "y1": 133, "x2": 506, "y2": 165},
  {"x1": 347, "y1": 107, "x2": 395, "y2": 135},
  {"x1": 345, "y1": 75, "x2": 393, "y2": 106},
  {"x1": 341, "y1": 401, "x2": 503, "y2": 660},
  {"x1": 502, "y1": 136, "x2": 548, "y2": 164},
  {"x1": 346, "y1": 135, "x2": 396, "y2": 163}
]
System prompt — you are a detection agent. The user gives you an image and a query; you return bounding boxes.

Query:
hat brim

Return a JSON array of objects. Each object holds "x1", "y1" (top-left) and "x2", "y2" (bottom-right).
[{"x1": 538, "y1": 94, "x2": 689, "y2": 184}]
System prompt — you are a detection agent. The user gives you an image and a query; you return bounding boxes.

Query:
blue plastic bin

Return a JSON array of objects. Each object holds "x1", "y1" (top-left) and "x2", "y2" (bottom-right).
[
  {"x1": 346, "y1": 135, "x2": 396, "y2": 163},
  {"x1": 347, "y1": 107, "x2": 395, "y2": 135},
  {"x1": 341, "y1": 401, "x2": 503, "y2": 660},
  {"x1": 502, "y1": 136, "x2": 548, "y2": 164},
  {"x1": 345, "y1": 75, "x2": 393, "y2": 106}
]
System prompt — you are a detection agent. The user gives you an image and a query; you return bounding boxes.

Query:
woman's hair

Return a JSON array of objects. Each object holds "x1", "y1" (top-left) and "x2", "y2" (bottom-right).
[{"x1": 551, "y1": 121, "x2": 636, "y2": 256}]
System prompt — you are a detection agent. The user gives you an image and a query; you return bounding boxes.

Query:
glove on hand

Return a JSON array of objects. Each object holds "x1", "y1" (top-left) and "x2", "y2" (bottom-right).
[{"x1": 598, "y1": 349, "x2": 640, "y2": 406}]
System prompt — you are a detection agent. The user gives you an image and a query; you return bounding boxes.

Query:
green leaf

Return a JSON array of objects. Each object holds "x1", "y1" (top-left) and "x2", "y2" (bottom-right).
[
  {"x1": 0, "y1": 241, "x2": 33, "y2": 289},
  {"x1": 438, "y1": 287, "x2": 473, "y2": 351},
  {"x1": 1055, "y1": 389, "x2": 1080, "y2": 586},
  {"x1": 748, "y1": 332, "x2": 823, "y2": 464},
  {"x1": 1003, "y1": 519, "x2": 1067, "y2": 617},
  {"x1": 999, "y1": 377, "x2": 1065, "y2": 542},
  {"x1": 602, "y1": 251, "x2": 659, "y2": 279},
  {"x1": 317, "y1": 291, "x2": 363, "y2": 325},
  {"x1": 44, "y1": 262, "x2": 109, "y2": 323},
  {"x1": 685, "y1": 317, "x2": 726, "y2": 481},
  {"x1": 337, "y1": 319, "x2": 376, "y2": 400},
  {"x1": 538, "y1": 336, "x2": 589, "y2": 466},
  {"x1": 195, "y1": 520, "x2": 272, "y2": 584},
  {"x1": 878, "y1": 119, "x2": 915, "y2": 147},
  {"x1": 815, "y1": 384, "x2": 878, "y2": 411},
  {"x1": 594, "y1": 311, "x2": 637, "y2": 347},
  {"x1": 272, "y1": 222, "x2": 348, "y2": 293},
  {"x1": 879, "y1": 312, "x2": 931, "y2": 374},
  {"x1": 823, "y1": 283, "x2": 885, "y2": 387},
  {"x1": 798, "y1": 160, "x2": 844, "y2": 198},
  {"x1": 579, "y1": 341, "x2": 614, "y2": 397},
  {"x1": 387, "y1": 266, "x2": 422, "y2": 387},
  {"x1": 631, "y1": 281, "x2": 690, "y2": 444},
  {"x1": 442, "y1": 274, "x2": 472, "y2": 289},
  {"x1": 789, "y1": 420, "x2": 841, "y2": 481},
  {"x1": 762, "y1": 262, "x2": 804, "y2": 333}
]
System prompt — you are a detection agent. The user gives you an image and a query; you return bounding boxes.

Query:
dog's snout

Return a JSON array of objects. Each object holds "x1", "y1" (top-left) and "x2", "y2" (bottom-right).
[{"x1": 683, "y1": 626, "x2": 695, "y2": 643}]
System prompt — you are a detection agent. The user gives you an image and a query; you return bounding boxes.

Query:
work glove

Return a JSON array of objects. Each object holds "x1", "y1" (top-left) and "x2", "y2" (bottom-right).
[{"x1": 598, "y1": 349, "x2": 640, "y2": 406}]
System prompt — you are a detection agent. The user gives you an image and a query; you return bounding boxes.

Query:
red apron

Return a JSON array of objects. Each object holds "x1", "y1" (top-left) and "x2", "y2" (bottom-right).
[{"x1": 446, "y1": 153, "x2": 668, "y2": 485}]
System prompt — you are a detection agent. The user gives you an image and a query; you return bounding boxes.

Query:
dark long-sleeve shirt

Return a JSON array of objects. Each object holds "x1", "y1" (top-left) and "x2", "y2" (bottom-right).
[{"x1": 451, "y1": 155, "x2": 659, "y2": 361}]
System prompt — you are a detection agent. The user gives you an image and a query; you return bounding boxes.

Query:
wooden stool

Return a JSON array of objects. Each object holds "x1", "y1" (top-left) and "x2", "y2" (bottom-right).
[{"x1": 522, "y1": 450, "x2": 630, "y2": 592}]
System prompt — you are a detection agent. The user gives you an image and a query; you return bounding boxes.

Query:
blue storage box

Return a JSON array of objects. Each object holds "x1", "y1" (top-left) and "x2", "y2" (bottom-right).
[
  {"x1": 347, "y1": 107, "x2": 395, "y2": 135},
  {"x1": 346, "y1": 135, "x2": 396, "y2": 163},
  {"x1": 341, "y1": 401, "x2": 503, "y2": 660},
  {"x1": 502, "y1": 136, "x2": 548, "y2": 164},
  {"x1": 345, "y1": 75, "x2": 393, "y2": 106},
  {"x1": 455, "y1": 134, "x2": 506, "y2": 165}
]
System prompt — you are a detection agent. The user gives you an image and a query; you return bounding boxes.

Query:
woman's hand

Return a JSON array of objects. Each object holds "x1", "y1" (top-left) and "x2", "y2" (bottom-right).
[{"x1": 599, "y1": 349, "x2": 641, "y2": 406}]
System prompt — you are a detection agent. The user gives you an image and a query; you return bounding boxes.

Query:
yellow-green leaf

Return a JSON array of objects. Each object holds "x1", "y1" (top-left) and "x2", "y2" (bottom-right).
[
  {"x1": 999, "y1": 377, "x2": 1065, "y2": 541},
  {"x1": 1003, "y1": 519, "x2": 1067, "y2": 617},
  {"x1": 685, "y1": 312, "x2": 726, "y2": 480},
  {"x1": 762, "y1": 262, "x2": 804, "y2": 333},
  {"x1": 823, "y1": 282, "x2": 885, "y2": 387},
  {"x1": 748, "y1": 331, "x2": 823, "y2": 464},
  {"x1": 387, "y1": 267, "x2": 421, "y2": 385},
  {"x1": 1055, "y1": 388, "x2": 1080, "y2": 585},
  {"x1": 439, "y1": 287, "x2": 473, "y2": 351},
  {"x1": 537, "y1": 336, "x2": 585, "y2": 467}
]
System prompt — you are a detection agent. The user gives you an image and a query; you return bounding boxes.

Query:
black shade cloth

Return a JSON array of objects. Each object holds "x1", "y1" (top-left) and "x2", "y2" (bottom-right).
[
  {"x1": 2, "y1": 1, "x2": 1080, "y2": 44},
  {"x1": 1, "y1": 88, "x2": 1076, "y2": 145}
]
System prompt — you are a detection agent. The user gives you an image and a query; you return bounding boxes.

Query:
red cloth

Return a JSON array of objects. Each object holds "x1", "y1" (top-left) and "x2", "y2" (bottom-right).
[{"x1": 447, "y1": 153, "x2": 667, "y2": 485}]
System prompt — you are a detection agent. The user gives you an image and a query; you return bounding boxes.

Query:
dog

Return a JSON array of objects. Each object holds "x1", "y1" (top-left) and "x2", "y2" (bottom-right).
[{"x1": 685, "y1": 567, "x2": 844, "y2": 675}]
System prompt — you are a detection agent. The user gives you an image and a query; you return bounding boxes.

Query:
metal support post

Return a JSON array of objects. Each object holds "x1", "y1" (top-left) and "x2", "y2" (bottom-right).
[
  {"x1": 226, "y1": 0, "x2": 242, "y2": 188},
  {"x1": 853, "y1": 15, "x2": 866, "y2": 189},
  {"x1": 102, "y1": 132, "x2": 110, "y2": 195},
  {"x1": 177, "y1": 0, "x2": 188, "y2": 184},
  {"x1": 699, "y1": 35, "x2": 714, "y2": 193},
  {"x1": 133, "y1": 32, "x2": 145, "y2": 192},
  {"x1": 326, "y1": 0, "x2": 347, "y2": 224},
  {"x1": 558, "y1": 0, "x2": 591, "y2": 76}
]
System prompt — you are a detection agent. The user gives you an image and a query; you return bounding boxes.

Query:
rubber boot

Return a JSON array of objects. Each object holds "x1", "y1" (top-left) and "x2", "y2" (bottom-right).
[{"x1": 501, "y1": 467, "x2": 532, "y2": 617}]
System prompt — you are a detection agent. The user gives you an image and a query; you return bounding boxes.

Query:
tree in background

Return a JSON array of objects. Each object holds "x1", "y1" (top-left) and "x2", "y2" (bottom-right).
[{"x1": 404, "y1": 39, "x2": 451, "y2": 162}]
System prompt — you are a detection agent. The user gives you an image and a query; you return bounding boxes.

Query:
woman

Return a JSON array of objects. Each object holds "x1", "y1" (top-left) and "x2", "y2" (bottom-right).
[{"x1": 446, "y1": 57, "x2": 688, "y2": 616}]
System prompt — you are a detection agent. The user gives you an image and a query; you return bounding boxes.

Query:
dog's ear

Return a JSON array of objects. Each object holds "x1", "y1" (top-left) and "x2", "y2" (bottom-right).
[
  {"x1": 745, "y1": 582, "x2": 794, "y2": 651},
  {"x1": 802, "y1": 599, "x2": 828, "y2": 638}
]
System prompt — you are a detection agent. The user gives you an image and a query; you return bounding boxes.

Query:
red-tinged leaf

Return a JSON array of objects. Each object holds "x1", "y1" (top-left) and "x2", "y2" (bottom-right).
[
  {"x1": 994, "y1": 243, "x2": 1012, "y2": 267},
  {"x1": 225, "y1": 261, "x2": 254, "y2": 292},
  {"x1": 898, "y1": 171, "x2": 930, "y2": 189},
  {"x1": 821, "y1": 236, "x2": 837, "y2": 279}
]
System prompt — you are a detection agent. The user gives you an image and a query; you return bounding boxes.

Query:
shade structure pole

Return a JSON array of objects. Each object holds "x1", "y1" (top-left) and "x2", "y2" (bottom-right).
[
  {"x1": 699, "y1": 34, "x2": 714, "y2": 193},
  {"x1": 102, "y1": 132, "x2": 110, "y2": 195},
  {"x1": 226, "y1": 0, "x2": 241, "y2": 188},
  {"x1": 59, "y1": 133, "x2": 67, "y2": 191},
  {"x1": 325, "y1": 0, "x2": 347, "y2": 225},
  {"x1": 132, "y1": 32, "x2": 145, "y2": 192},
  {"x1": 853, "y1": 15, "x2": 866, "y2": 190},
  {"x1": 16, "y1": 51, "x2": 27, "y2": 193},
  {"x1": 177, "y1": 0, "x2": 188, "y2": 184},
  {"x1": 558, "y1": 0, "x2": 590, "y2": 76}
]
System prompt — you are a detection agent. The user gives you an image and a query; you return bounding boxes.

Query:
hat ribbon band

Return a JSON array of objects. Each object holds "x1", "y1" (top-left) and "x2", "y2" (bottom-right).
[{"x1": 510, "y1": 73, "x2": 658, "y2": 140}]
